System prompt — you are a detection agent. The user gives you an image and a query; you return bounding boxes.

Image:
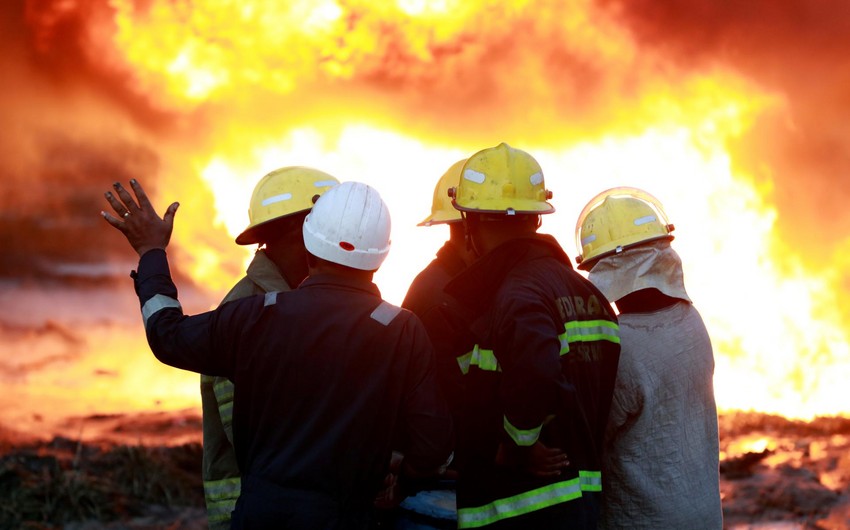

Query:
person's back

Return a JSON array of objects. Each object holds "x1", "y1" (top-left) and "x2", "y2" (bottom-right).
[
  {"x1": 102, "y1": 179, "x2": 453, "y2": 530},
  {"x1": 441, "y1": 144, "x2": 620, "y2": 529},
  {"x1": 447, "y1": 234, "x2": 620, "y2": 529},
  {"x1": 200, "y1": 167, "x2": 338, "y2": 528},
  {"x1": 602, "y1": 300, "x2": 720, "y2": 528},
  {"x1": 574, "y1": 187, "x2": 722, "y2": 530},
  {"x1": 215, "y1": 270, "x2": 448, "y2": 527}
]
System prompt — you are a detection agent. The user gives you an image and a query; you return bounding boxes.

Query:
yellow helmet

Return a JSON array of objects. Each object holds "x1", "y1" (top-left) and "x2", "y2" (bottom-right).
[
  {"x1": 574, "y1": 187, "x2": 674, "y2": 271},
  {"x1": 449, "y1": 143, "x2": 554, "y2": 215},
  {"x1": 236, "y1": 166, "x2": 340, "y2": 245},
  {"x1": 418, "y1": 159, "x2": 467, "y2": 227}
]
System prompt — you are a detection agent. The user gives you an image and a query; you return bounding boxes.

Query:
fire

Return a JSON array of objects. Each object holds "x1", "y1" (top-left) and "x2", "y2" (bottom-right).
[{"x1": 7, "y1": 0, "x2": 850, "y2": 432}]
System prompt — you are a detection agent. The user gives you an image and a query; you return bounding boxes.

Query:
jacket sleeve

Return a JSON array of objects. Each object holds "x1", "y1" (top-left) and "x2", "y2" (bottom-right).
[
  {"x1": 398, "y1": 316, "x2": 454, "y2": 477},
  {"x1": 133, "y1": 249, "x2": 246, "y2": 378},
  {"x1": 492, "y1": 292, "x2": 563, "y2": 447}
]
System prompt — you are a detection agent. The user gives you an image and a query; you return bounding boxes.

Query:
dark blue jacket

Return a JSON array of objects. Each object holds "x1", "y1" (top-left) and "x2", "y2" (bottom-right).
[
  {"x1": 133, "y1": 249, "x2": 453, "y2": 529},
  {"x1": 444, "y1": 235, "x2": 620, "y2": 529}
]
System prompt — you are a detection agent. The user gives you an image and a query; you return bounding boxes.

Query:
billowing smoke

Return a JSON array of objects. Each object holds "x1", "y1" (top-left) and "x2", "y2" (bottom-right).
[
  {"x1": 600, "y1": 0, "x2": 850, "y2": 275},
  {"x1": 2, "y1": 0, "x2": 849, "y2": 423}
]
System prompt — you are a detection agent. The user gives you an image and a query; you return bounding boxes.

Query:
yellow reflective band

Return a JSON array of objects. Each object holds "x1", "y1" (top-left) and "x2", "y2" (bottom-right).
[
  {"x1": 213, "y1": 379, "x2": 234, "y2": 403},
  {"x1": 456, "y1": 345, "x2": 501, "y2": 375},
  {"x1": 457, "y1": 477, "x2": 583, "y2": 528},
  {"x1": 206, "y1": 499, "x2": 236, "y2": 521},
  {"x1": 503, "y1": 416, "x2": 542, "y2": 447},
  {"x1": 219, "y1": 400, "x2": 233, "y2": 426},
  {"x1": 141, "y1": 294, "x2": 182, "y2": 328},
  {"x1": 558, "y1": 319, "x2": 620, "y2": 354},
  {"x1": 579, "y1": 470, "x2": 602, "y2": 492},
  {"x1": 203, "y1": 477, "x2": 241, "y2": 501}
]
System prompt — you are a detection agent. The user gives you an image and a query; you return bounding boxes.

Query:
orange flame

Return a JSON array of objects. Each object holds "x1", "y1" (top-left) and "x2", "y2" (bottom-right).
[{"x1": 7, "y1": 0, "x2": 850, "y2": 429}]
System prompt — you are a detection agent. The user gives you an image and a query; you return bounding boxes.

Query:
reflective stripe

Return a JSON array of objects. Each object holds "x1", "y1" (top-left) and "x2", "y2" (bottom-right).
[
  {"x1": 204, "y1": 477, "x2": 241, "y2": 501},
  {"x1": 503, "y1": 416, "x2": 541, "y2": 447},
  {"x1": 218, "y1": 400, "x2": 234, "y2": 426},
  {"x1": 579, "y1": 470, "x2": 602, "y2": 492},
  {"x1": 371, "y1": 301, "x2": 401, "y2": 326},
  {"x1": 141, "y1": 294, "x2": 182, "y2": 328},
  {"x1": 457, "y1": 345, "x2": 501, "y2": 375},
  {"x1": 204, "y1": 477, "x2": 240, "y2": 524},
  {"x1": 260, "y1": 193, "x2": 292, "y2": 206},
  {"x1": 458, "y1": 477, "x2": 583, "y2": 528},
  {"x1": 213, "y1": 379, "x2": 234, "y2": 403},
  {"x1": 558, "y1": 319, "x2": 620, "y2": 354},
  {"x1": 264, "y1": 291, "x2": 277, "y2": 307}
]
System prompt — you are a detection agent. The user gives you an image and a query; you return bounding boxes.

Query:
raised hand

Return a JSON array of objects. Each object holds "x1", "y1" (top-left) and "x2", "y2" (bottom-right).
[{"x1": 101, "y1": 179, "x2": 179, "y2": 257}]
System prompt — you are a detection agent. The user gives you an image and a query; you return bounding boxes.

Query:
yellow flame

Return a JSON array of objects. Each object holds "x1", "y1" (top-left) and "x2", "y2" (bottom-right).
[{"x1": 93, "y1": 0, "x2": 850, "y2": 422}]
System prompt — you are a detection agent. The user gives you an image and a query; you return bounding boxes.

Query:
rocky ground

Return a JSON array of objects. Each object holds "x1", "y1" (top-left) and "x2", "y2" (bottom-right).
[{"x1": 0, "y1": 411, "x2": 849, "y2": 529}]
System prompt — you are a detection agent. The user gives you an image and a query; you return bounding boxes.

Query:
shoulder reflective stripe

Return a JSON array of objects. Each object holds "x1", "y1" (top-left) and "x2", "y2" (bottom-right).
[
  {"x1": 457, "y1": 477, "x2": 583, "y2": 528},
  {"x1": 141, "y1": 294, "x2": 182, "y2": 328},
  {"x1": 503, "y1": 416, "x2": 542, "y2": 447},
  {"x1": 456, "y1": 345, "x2": 501, "y2": 375},
  {"x1": 203, "y1": 477, "x2": 241, "y2": 501},
  {"x1": 371, "y1": 301, "x2": 402, "y2": 326},
  {"x1": 579, "y1": 470, "x2": 602, "y2": 492},
  {"x1": 263, "y1": 291, "x2": 278, "y2": 307},
  {"x1": 558, "y1": 319, "x2": 620, "y2": 354}
]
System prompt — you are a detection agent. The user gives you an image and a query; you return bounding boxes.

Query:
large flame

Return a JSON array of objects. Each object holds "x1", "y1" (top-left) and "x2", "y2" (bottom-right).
[{"x1": 5, "y1": 0, "x2": 850, "y2": 431}]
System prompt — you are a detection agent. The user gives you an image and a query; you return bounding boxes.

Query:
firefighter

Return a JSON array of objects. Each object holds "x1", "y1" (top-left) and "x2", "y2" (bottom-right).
[
  {"x1": 574, "y1": 187, "x2": 722, "y2": 529},
  {"x1": 442, "y1": 143, "x2": 621, "y2": 528},
  {"x1": 402, "y1": 158, "x2": 476, "y2": 413},
  {"x1": 200, "y1": 166, "x2": 339, "y2": 529},
  {"x1": 101, "y1": 179, "x2": 453, "y2": 529}
]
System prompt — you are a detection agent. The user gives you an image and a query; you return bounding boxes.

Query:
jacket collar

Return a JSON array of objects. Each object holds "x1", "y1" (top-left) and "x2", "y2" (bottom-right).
[
  {"x1": 446, "y1": 234, "x2": 570, "y2": 313},
  {"x1": 299, "y1": 272, "x2": 383, "y2": 298},
  {"x1": 246, "y1": 249, "x2": 293, "y2": 292}
]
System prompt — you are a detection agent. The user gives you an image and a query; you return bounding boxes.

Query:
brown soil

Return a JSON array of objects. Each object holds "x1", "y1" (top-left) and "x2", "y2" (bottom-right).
[{"x1": 1, "y1": 411, "x2": 848, "y2": 529}]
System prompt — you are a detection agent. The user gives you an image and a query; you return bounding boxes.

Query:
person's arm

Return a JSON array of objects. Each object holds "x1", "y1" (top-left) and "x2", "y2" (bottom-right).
[
  {"x1": 398, "y1": 317, "x2": 454, "y2": 478},
  {"x1": 493, "y1": 293, "x2": 570, "y2": 477},
  {"x1": 101, "y1": 179, "x2": 238, "y2": 377}
]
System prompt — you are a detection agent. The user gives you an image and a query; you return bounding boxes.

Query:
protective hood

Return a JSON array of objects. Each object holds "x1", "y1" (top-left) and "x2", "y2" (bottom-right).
[{"x1": 587, "y1": 239, "x2": 691, "y2": 304}]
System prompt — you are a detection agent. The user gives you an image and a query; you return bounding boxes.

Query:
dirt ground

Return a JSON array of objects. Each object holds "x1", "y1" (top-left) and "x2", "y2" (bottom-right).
[{"x1": 1, "y1": 410, "x2": 849, "y2": 529}]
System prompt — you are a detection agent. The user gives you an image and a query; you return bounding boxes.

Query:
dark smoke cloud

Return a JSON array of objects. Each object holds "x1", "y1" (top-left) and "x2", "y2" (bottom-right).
[
  {"x1": 0, "y1": 0, "x2": 186, "y2": 278},
  {"x1": 599, "y1": 0, "x2": 850, "y2": 264}
]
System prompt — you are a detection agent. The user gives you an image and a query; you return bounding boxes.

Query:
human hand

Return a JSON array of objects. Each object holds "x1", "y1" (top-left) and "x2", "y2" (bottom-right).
[
  {"x1": 374, "y1": 451, "x2": 405, "y2": 510},
  {"x1": 496, "y1": 440, "x2": 570, "y2": 478},
  {"x1": 101, "y1": 179, "x2": 179, "y2": 257}
]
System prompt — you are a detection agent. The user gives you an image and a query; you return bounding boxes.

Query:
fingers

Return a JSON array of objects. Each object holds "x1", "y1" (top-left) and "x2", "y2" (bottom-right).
[
  {"x1": 163, "y1": 202, "x2": 180, "y2": 225},
  {"x1": 104, "y1": 191, "x2": 130, "y2": 218},
  {"x1": 112, "y1": 182, "x2": 140, "y2": 214},
  {"x1": 100, "y1": 210, "x2": 124, "y2": 229},
  {"x1": 129, "y1": 179, "x2": 154, "y2": 212}
]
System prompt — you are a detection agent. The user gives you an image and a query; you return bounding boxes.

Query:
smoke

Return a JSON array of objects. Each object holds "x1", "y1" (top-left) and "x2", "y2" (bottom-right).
[{"x1": 598, "y1": 0, "x2": 850, "y2": 266}]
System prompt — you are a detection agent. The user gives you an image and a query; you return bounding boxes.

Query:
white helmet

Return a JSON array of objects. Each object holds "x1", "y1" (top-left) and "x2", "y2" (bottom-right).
[{"x1": 302, "y1": 181, "x2": 391, "y2": 271}]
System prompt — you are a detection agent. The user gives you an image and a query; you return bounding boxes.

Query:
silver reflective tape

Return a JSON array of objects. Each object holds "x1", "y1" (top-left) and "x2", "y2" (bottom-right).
[
  {"x1": 261, "y1": 193, "x2": 292, "y2": 206},
  {"x1": 264, "y1": 291, "x2": 278, "y2": 307},
  {"x1": 313, "y1": 180, "x2": 337, "y2": 188},
  {"x1": 463, "y1": 168, "x2": 486, "y2": 184},
  {"x1": 142, "y1": 294, "x2": 182, "y2": 328},
  {"x1": 529, "y1": 172, "x2": 543, "y2": 186},
  {"x1": 371, "y1": 301, "x2": 401, "y2": 326},
  {"x1": 581, "y1": 234, "x2": 597, "y2": 246},
  {"x1": 633, "y1": 214, "x2": 657, "y2": 226}
]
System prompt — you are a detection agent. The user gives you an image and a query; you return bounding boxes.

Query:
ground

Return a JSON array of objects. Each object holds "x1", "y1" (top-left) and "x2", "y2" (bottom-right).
[{"x1": 1, "y1": 411, "x2": 849, "y2": 529}]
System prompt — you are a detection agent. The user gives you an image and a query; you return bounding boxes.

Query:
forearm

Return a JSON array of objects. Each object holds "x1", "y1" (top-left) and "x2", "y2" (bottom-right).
[{"x1": 133, "y1": 249, "x2": 225, "y2": 375}]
